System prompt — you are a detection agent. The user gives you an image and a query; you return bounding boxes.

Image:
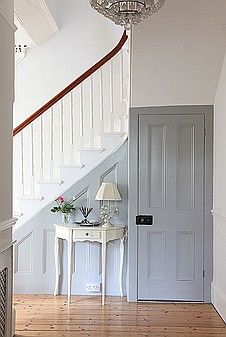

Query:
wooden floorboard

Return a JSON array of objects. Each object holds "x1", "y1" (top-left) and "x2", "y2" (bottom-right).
[{"x1": 14, "y1": 295, "x2": 226, "y2": 337}]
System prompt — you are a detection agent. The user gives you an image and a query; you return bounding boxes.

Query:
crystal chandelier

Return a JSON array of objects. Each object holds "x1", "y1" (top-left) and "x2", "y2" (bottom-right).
[{"x1": 89, "y1": 0, "x2": 166, "y2": 30}]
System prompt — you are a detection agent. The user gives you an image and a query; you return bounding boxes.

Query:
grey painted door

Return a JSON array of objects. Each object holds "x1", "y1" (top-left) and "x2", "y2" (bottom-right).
[{"x1": 138, "y1": 114, "x2": 204, "y2": 301}]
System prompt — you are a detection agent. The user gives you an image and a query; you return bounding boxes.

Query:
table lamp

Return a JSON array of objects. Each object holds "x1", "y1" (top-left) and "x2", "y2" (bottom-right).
[{"x1": 95, "y1": 182, "x2": 122, "y2": 227}]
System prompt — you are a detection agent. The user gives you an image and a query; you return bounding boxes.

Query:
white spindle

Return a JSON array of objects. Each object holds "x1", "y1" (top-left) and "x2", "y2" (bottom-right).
[
  {"x1": 69, "y1": 92, "x2": 75, "y2": 164},
  {"x1": 120, "y1": 48, "x2": 124, "y2": 102},
  {"x1": 90, "y1": 75, "x2": 94, "y2": 148},
  {"x1": 119, "y1": 115, "x2": 127, "y2": 133},
  {"x1": 20, "y1": 131, "x2": 25, "y2": 195},
  {"x1": 70, "y1": 92, "x2": 74, "y2": 146},
  {"x1": 50, "y1": 107, "x2": 54, "y2": 179},
  {"x1": 99, "y1": 68, "x2": 104, "y2": 133},
  {"x1": 80, "y1": 83, "x2": 84, "y2": 148},
  {"x1": 110, "y1": 60, "x2": 114, "y2": 133},
  {"x1": 30, "y1": 123, "x2": 35, "y2": 195},
  {"x1": 59, "y1": 100, "x2": 64, "y2": 164},
  {"x1": 125, "y1": 46, "x2": 130, "y2": 115},
  {"x1": 40, "y1": 116, "x2": 44, "y2": 180}
]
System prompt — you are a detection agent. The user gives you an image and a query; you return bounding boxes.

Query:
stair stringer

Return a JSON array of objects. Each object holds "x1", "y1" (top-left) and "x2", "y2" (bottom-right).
[{"x1": 13, "y1": 140, "x2": 128, "y2": 296}]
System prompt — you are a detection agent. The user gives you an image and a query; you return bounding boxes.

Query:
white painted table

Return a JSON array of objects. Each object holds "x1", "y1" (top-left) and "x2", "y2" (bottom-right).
[{"x1": 54, "y1": 224, "x2": 126, "y2": 305}]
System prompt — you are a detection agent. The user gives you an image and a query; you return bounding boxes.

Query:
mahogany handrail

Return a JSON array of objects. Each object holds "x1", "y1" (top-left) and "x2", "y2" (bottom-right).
[{"x1": 13, "y1": 31, "x2": 128, "y2": 136}]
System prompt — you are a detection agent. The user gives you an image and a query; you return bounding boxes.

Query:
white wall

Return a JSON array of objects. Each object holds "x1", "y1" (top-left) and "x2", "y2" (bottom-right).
[
  {"x1": 0, "y1": 1, "x2": 16, "y2": 335},
  {"x1": 131, "y1": 0, "x2": 226, "y2": 107},
  {"x1": 14, "y1": 0, "x2": 122, "y2": 126},
  {"x1": 0, "y1": 1, "x2": 14, "y2": 224},
  {"x1": 212, "y1": 47, "x2": 226, "y2": 322}
]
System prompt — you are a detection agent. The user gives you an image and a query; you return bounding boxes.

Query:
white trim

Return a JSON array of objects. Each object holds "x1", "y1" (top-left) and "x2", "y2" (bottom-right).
[
  {"x1": 212, "y1": 282, "x2": 226, "y2": 322},
  {"x1": 38, "y1": 0, "x2": 59, "y2": 33},
  {"x1": 0, "y1": 218, "x2": 17, "y2": 232},
  {"x1": 211, "y1": 209, "x2": 226, "y2": 221},
  {"x1": 14, "y1": 11, "x2": 38, "y2": 47},
  {"x1": 0, "y1": 240, "x2": 16, "y2": 254},
  {"x1": 0, "y1": 6, "x2": 17, "y2": 31}
]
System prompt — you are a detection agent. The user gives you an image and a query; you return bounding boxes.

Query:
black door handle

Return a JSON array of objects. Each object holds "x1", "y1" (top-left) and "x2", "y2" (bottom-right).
[{"x1": 136, "y1": 215, "x2": 153, "y2": 226}]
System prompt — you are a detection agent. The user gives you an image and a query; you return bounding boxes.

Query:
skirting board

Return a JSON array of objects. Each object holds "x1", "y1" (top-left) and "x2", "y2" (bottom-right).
[
  {"x1": 12, "y1": 307, "x2": 16, "y2": 337},
  {"x1": 212, "y1": 283, "x2": 226, "y2": 322}
]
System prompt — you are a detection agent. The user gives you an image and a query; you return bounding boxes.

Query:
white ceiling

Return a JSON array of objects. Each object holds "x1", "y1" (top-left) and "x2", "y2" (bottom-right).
[{"x1": 132, "y1": 0, "x2": 226, "y2": 107}]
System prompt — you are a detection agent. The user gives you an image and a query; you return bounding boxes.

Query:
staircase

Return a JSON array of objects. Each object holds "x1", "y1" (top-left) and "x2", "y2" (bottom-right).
[{"x1": 13, "y1": 31, "x2": 130, "y2": 227}]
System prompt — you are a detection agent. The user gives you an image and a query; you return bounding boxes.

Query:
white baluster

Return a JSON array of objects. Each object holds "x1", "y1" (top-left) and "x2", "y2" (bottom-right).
[
  {"x1": 30, "y1": 123, "x2": 35, "y2": 195},
  {"x1": 90, "y1": 75, "x2": 94, "y2": 148},
  {"x1": 119, "y1": 115, "x2": 128, "y2": 133},
  {"x1": 110, "y1": 60, "x2": 114, "y2": 133},
  {"x1": 59, "y1": 100, "x2": 64, "y2": 164},
  {"x1": 125, "y1": 43, "x2": 131, "y2": 116},
  {"x1": 120, "y1": 48, "x2": 124, "y2": 102},
  {"x1": 69, "y1": 91, "x2": 75, "y2": 164},
  {"x1": 50, "y1": 107, "x2": 54, "y2": 179},
  {"x1": 99, "y1": 68, "x2": 104, "y2": 133},
  {"x1": 40, "y1": 116, "x2": 44, "y2": 180},
  {"x1": 120, "y1": 44, "x2": 130, "y2": 133},
  {"x1": 80, "y1": 83, "x2": 84, "y2": 148},
  {"x1": 20, "y1": 131, "x2": 25, "y2": 195}
]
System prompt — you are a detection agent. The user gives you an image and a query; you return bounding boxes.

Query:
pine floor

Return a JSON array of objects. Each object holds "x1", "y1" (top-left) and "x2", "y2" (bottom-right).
[{"x1": 14, "y1": 295, "x2": 226, "y2": 337}]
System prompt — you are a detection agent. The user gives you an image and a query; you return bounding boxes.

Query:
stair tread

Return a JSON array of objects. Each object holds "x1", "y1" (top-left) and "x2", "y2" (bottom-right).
[
  {"x1": 17, "y1": 195, "x2": 44, "y2": 201},
  {"x1": 79, "y1": 148, "x2": 105, "y2": 153},
  {"x1": 37, "y1": 180, "x2": 63, "y2": 185},
  {"x1": 99, "y1": 132, "x2": 125, "y2": 136},
  {"x1": 58, "y1": 164, "x2": 84, "y2": 169}
]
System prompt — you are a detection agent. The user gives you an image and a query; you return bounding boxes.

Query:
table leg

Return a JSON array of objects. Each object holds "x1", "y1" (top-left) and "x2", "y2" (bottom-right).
[
  {"x1": 119, "y1": 238, "x2": 124, "y2": 297},
  {"x1": 68, "y1": 230, "x2": 73, "y2": 304},
  {"x1": 54, "y1": 236, "x2": 60, "y2": 296},
  {"x1": 102, "y1": 240, "x2": 106, "y2": 306}
]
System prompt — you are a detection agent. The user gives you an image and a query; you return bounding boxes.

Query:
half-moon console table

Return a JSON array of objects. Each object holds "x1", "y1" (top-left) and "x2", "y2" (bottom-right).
[{"x1": 54, "y1": 224, "x2": 127, "y2": 305}]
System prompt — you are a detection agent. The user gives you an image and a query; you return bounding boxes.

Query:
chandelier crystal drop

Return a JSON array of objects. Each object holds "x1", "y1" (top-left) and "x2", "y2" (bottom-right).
[{"x1": 89, "y1": 0, "x2": 166, "y2": 30}]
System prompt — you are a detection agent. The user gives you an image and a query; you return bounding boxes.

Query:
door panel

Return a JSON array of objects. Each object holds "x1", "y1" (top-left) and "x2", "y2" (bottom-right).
[
  {"x1": 176, "y1": 125, "x2": 195, "y2": 210},
  {"x1": 148, "y1": 124, "x2": 167, "y2": 208},
  {"x1": 147, "y1": 231, "x2": 166, "y2": 280},
  {"x1": 176, "y1": 231, "x2": 195, "y2": 281},
  {"x1": 138, "y1": 114, "x2": 204, "y2": 301}
]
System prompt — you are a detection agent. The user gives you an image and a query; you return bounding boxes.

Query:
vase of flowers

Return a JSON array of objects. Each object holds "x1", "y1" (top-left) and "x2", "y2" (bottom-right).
[
  {"x1": 50, "y1": 196, "x2": 76, "y2": 224},
  {"x1": 61, "y1": 212, "x2": 71, "y2": 224}
]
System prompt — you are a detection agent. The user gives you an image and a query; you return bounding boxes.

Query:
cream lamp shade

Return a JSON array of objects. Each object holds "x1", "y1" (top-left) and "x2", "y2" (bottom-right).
[{"x1": 95, "y1": 183, "x2": 122, "y2": 201}]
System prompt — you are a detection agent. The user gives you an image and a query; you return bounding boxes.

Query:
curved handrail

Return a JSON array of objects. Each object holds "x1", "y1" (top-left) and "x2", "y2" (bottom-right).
[{"x1": 13, "y1": 31, "x2": 128, "y2": 136}]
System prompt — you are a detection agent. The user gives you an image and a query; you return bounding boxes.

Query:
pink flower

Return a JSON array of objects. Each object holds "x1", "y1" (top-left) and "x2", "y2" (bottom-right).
[{"x1": 56, "y1": 196, "x2": 64, "y2": 202}]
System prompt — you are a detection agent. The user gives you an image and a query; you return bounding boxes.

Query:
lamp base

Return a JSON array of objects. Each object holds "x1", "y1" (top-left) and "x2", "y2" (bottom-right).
[{"x1": 102, "y1": 221, "x2": 113, "y2": 228}]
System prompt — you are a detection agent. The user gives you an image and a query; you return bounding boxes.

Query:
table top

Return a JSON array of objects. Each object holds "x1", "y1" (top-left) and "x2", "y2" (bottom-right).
[{"x1": 54, "y1": 224, "x2": 125, "y2": 231}]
